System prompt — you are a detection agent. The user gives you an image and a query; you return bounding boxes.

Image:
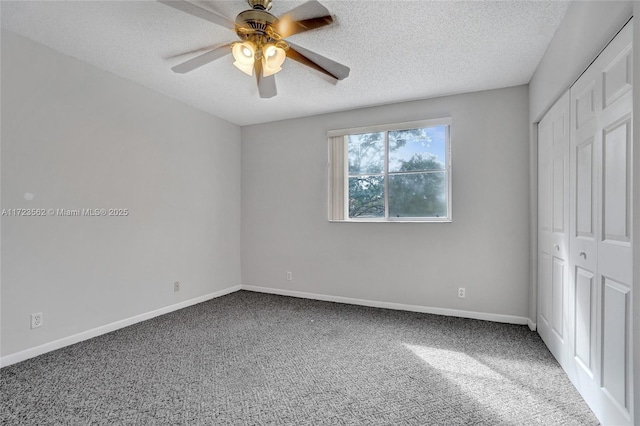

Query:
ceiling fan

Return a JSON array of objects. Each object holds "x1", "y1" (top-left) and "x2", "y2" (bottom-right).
[{"x1": 160, "y1": 0, "x2": 350, "y2": 98}]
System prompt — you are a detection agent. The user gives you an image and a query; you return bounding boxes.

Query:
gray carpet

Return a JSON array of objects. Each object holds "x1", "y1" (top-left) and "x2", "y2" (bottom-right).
[{"x1": 1, "y1": 290, "x2": 599, "y2": 425}]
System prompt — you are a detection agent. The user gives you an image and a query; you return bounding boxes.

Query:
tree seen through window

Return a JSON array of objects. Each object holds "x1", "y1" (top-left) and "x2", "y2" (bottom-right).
[{"x1": 347, "y1": 125, "x2": 448, "y2": 219}]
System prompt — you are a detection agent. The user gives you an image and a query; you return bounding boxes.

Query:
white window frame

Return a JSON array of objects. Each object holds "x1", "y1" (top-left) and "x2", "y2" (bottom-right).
[{"x1": 328, "y1": 118, "x2": 452, "y2": 223}]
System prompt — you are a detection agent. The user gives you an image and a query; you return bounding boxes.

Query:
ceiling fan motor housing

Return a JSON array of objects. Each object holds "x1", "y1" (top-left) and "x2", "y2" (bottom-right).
[
  {"x1": 248, "y1": 0, "x2": 273, "y2": 11},
  {"x1": 235, "y1": 6, "x2": 284, "y2": 56},
  {"x1": 236, "y1": 9, "x2": 278, "y2": 36}
]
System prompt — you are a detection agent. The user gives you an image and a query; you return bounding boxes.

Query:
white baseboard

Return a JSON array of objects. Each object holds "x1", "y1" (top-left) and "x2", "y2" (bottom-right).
[
  {"x1": 241, "y1": 285, "x2": 530, "y2": 326},
  {"x1": 0, "y1": 285, "x2": 242, "y2": 368},
  {"x1": 2, "y1": 284, "x2": 532, "y2": 368}
]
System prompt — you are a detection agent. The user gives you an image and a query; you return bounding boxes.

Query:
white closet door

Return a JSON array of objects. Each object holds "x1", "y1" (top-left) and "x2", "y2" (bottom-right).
[
  {"x1": 538, "y1": 90, "x2": 570, "y2": 365},
  {"x1": 569, "y1": 20, "x2": 633, "y2": 426}
]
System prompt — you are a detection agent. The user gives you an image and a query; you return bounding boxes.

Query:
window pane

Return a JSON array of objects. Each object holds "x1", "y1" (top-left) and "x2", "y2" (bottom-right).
[
  {"x1": 348, "y1": 176, "x2": 385, "y2": 218},
  {"x1": 389, "y1": 126, "x2": 447, "y2": 173},
  {"x1": 348, "y1": 132, "x2": 385, "y2": 174},
  {"x1": 388, "y1": 172, "x2": 447, "y2": 218}
]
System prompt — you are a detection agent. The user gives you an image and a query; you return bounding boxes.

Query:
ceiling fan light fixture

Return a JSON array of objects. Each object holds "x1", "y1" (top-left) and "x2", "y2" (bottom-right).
[
  {"x1": 232, "y1": 41, "x2": 256, "y2": 76},
  {"x1": 262, "y1": 44, "x2": 286, "y2": 77}
]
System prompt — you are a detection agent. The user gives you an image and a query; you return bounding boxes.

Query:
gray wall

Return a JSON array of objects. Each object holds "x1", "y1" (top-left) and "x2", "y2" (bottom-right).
[
  {"x1": 242, "y1": 85, "x2": 530, "y2": 318},
  {"x1": 1, "y1": 31, "x2": 242, "y2": 356},
  {"x1": 527, "y1": 1, "x2": 633, "y2": 323}
]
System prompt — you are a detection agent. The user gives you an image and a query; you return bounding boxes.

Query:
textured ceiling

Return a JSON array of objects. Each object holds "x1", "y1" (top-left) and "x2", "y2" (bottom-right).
[{"x1": 1, "y1": 1, "x2": 570, "y2": 126}]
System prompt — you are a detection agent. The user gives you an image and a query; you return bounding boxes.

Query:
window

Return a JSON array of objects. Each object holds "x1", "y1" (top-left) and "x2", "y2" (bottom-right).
[{"x1": 328, "y1": 118, "x2": 451, "y2": 222}]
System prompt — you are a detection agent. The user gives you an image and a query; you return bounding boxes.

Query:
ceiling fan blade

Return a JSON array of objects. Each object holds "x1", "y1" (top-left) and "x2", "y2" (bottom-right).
[
  {"x1": 276, "y1": 1, "x2": 333, "y2": 38},
  {"x1": 277, "y1": 0, "x2": 330, "y2": 22},
  {"x1": 158, "y1": 0, "x2": 236, "y2": 30},
  {"x1": 254, "y1": 61, "x2": 277, "y2": 99},
  {"x1": 166, "y1": 43, "x2": 225, "y2": 59},
  {"x1": 171, "y1": 44, "x2": 232, "y2": 73},
  {"x1": 277, "y1": 16, "x2": 333, "y2": 39},
  {"x1": 286, "y1": 42, "x2": 350, "y2": 81}
]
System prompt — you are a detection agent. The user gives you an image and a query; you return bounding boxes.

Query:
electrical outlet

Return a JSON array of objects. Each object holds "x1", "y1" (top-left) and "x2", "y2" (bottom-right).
[
  {"x1": 458, "y1": 288, "x2": 466, "y2": 298},
  {"x1": 174, "y1": 281, "x2": 180, "y2": 292},
  {"x1": 286, "y1": 271, "x2": 292, "y2": 281},
  {"x1": 31, "y1": 313, "x2": 43, "y2": 329}
]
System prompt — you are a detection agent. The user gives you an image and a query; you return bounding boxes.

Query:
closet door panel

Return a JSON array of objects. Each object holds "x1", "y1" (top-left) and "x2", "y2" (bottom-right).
[
  {"x1": 576, "y1": 138, "x2": 595, "y2": 239},
  {"x1": 602, "y1": 116, "x2": 631, "y2": 243},
  {"x1": 551, "y1": 257, "x2": 565, "y2": 338},
  {"x1": 574, "y1": 267, "x2": 595, "y2": 374},
  {"x1": 566, "y1": 19, "x2": 633, "y2": 426},
  {"x1": 538, "y1": 90, "x2": 570, "y2": 360},
  {"x1": 540, "y1": 252, "x2": 552, "y2": 325},
  {"x1": 603, "y1": 46, "x2": 632, "y2": 108},
  {"x1": 601, "y1": 277, "x2": 631, "y2": 412}
]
